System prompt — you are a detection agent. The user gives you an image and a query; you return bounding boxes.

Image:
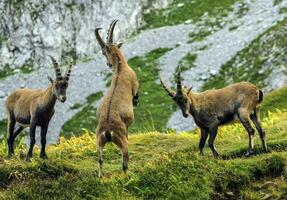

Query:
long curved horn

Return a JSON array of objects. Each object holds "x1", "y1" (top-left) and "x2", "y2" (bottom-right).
[
  {"x1": 176, "y1": 71, "x2": 183, "y2": 95},
  {"x1": 64, "y1": 62, "x2": 73, "y2": 82},
  {"x1": 160, "y1": 77, "x2": 176, "y2": 98},
  {"x1": 106, "y1": 19, "x2": 118, "y2": 44},
  {"x1": 95, "y1": 28, "x2": 105, "y2": 49},
  {"x1": 49, "y1": 55, "x2": 62, "y2": 80}
]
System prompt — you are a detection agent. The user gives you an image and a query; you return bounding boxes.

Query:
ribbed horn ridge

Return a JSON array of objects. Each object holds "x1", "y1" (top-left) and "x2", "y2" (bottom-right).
[
  {"x1": 64, "y1": 63, "x2": 73, "y2": 82},
  {"x1": 176, "y1": 71, "x2": 183, "y2": 95},
  {"x1": 106, "y1": 19, "x2": 118, "y2": 44},
  {"x1": 95, "y1": 28, "x2": 105, "y2": 49},
  {"x1": 160, "y1": 77, "x2": 176, "y2": 98},
  {"x1": 49, "y1": 55, "x2": 62, "y2": 80}
]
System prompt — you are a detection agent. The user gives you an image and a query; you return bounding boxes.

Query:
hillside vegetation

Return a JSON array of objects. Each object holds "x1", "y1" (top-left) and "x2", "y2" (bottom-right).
[
  {"x1": 0, "y1": 85, "x2": 286, "y2": 199},
  {"x1": 203, "y1": 18, "x2": 287, "y2": 91}
]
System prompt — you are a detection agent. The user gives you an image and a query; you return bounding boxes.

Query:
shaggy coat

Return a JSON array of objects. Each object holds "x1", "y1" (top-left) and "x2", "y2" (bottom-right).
[
  {"x1": 6, "y1": 56, "x2": 72, "y2": 160},
  {"x1": 95, "y1": 20, "x2": 139, "y2": 177},
  {"x1": 160, "y1": 72, "x2": 267, "y2": 158}
]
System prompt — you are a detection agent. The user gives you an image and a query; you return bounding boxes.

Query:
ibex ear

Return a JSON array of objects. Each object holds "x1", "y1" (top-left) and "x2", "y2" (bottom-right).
[
  {"x1": 117, "y1": 42, "x2": 123, "y2": 48},
  {"x1": 47, "y1": 76, "x2": 54, "y2": 84}
]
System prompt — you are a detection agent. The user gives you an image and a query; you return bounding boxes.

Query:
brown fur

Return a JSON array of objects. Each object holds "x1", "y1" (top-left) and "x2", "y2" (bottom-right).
[
  {"x1": 6, "y1": 57, "x2": 72, "y2": 160},
  {"x1": 95, "y1": 20, "x2": 139, "y2": 177},
  {"x1": 161, "y1": 73, "x2": 268, "y2": 158}
]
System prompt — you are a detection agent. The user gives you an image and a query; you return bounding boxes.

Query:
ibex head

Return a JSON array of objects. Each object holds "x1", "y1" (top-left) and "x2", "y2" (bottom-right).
[
  {"x1": 48, "y1": 56, "x2": 73, "y2": 103},
  {"x1": 95, "y1": 20, "x2": 123, "y2": 68},
  {"x1": 160, "y1": 71, "x2": 192, "y2": 118}
]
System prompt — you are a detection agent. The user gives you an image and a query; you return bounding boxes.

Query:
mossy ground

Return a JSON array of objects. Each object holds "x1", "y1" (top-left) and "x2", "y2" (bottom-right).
[{"x1": 0, "y1": 109, "x2": 287, "y2": 199}]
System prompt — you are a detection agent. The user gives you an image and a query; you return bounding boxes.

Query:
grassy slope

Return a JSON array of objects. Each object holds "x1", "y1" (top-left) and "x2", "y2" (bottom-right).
[
  {"x1": 60, "y1": 92, "x2": 103, "y2": 138},
  {"x1": 203, "y1": 18, "x2": 287, "y2": 90},
  {"x1": 128, "y1": 48, "x2": 177, "y2": 133},
  {"x1": 261, "y1": 86, "x2": 287, "y2": 117},
  {"x1": 0, "y1": 109, "x2": 287, "y2": 199},
  {"x1": 142, "y1": 0, "x2": 242, "y2": 30}
]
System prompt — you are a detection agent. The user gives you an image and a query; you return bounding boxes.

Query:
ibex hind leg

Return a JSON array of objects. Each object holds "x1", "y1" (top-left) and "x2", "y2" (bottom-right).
[
  {"x1": 238, "y1": 110, "x2": 255, "y2": 157},
  {"x1": 113, "y1": 135, "x2": 129, "y2": 173},
  {"x1": 250, "y1": 108, "x2": 268, "y2": 153},
  {"x1": 97, "y1": 133, "x2": 107, "y2": 178},
  {"x1": 9, "y1": 124, "x2": 24, "y2": 156},
  {"x1": 7, "y1": 114, "x2": 16, "y2": 157}
]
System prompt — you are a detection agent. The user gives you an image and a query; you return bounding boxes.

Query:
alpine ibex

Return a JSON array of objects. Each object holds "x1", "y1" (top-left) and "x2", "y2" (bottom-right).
[
  {"x1": 160, "y1": 71, "x2": 267, "y2": 158},
  {"x1": 95, "y1": 20, "x2": 140, "y2": 177},
  {"x1": 6, "y1": 56, "x2": 73, "y2": 160}
]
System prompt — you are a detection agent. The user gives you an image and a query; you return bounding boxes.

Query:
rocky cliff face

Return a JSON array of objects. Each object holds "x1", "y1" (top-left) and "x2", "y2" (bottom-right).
[{"x1": 0, "y1": 0, "x2": 169, "y2": 70}]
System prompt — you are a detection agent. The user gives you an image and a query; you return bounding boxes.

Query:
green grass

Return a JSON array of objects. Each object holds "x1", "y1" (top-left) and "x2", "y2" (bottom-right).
[
  {"x1": 0, "y1": 60, "x2": 34, "y2": 80},
  {"x1": 261, "y1": 87, "x2": 287, "y2": 117},
  {"x1": 60, "y1": 92, "x2": 103, "y2": 138},
  {"x1": 0, "y1": 109, "x2": 287, "y2": 199},
  {"x1": 178, "y1": 53, "x2": 197, "y2": 72},
  {"x1": 0, "y1": 65, "x2": 16, "y2": 80},
  {"x1": 274, "y1": 0, "x2": 284, "y2": 6},
  {"x1": 128, "y1": 48, "x2": 177, "y2": 133},
  {"x1": 0, "y1": 120, "x2": 7, "y2": 141},
  {"x1": 203, "y1": 18, "x2": 287, "y2": 91},
  {"x1": 189, "y1": 29, "x2": 213, "y2": 43},
  {"x1": 142, "y1": 0, "x2": 241, "y2": 30}
]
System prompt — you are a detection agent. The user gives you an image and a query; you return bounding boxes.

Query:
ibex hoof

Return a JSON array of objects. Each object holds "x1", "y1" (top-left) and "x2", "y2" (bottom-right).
[
  {"x1": 7, "y1": 153, "x2": 14, "y2": 159},
  {"x1": 40, "y1": 154, "x2": 48, "y2": 160},
  {"x1": 25, "y1": 157, "x2": 31, "y2": 162},
  {"x1": 245, "y1": 151, "x2": 254, "y2": 157}
]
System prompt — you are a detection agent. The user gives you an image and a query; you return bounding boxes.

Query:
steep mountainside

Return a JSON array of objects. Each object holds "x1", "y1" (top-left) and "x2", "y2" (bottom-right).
[{"x1": 0, "y1": 0, "x2": 286, "y2": 142}]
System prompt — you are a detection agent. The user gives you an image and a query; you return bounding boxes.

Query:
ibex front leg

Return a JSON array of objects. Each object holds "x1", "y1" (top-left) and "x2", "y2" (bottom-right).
[
  {"x1": 27, "y1": 120, "x2": 37, "y2": 161},
  {"x1": 208, "y1": 126, "x2": 219, "y2": 159},
  {"x1": 40, "y1": 125, "x2": 48, "y2": 159},
  {"x1": 198, "y1": 128, "x2": 208, "y2": 156},
  {"x1": 7, "y1": 115, "x2": 16, "y2": 156}
]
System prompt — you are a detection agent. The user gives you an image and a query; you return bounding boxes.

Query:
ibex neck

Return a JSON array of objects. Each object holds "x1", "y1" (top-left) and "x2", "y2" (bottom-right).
[
  {"x1": 41, "y1": 84, "x2": 57, "y2": 110},
  {"x1": 188, "y1": 91, "x2": 198, "y2": 115},
  {"x1": 113, "y1": 49, "x2": 127, "y2": 73}
]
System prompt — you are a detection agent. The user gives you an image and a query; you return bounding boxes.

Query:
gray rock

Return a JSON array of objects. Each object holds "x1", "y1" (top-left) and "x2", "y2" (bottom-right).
[{"x1": 0, "y1": 91, "x2": 5, "y2": 98}]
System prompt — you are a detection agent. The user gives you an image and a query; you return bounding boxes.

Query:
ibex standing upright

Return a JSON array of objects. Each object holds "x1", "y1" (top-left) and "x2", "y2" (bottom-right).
[
  {"x1": 95, "y1": 20, "x2": 140, "y2": 177},
  {"x1": 6, "y1": 56, "x2": 73, "y2": 160}
]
